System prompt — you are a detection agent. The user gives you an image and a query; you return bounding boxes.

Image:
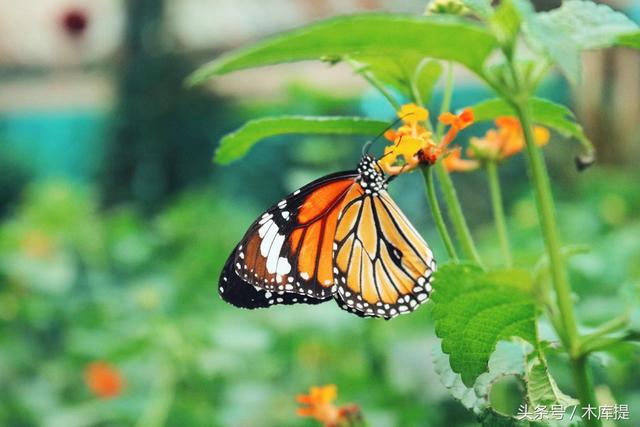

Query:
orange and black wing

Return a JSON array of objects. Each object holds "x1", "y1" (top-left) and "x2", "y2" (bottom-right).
[
  {"x1": 219, "y1": 170, "x2": 358, "y2": 308},
  {"x1": 332, "y1": 189, "x2": 436, "y2": 319},
  {"x1": 219, "y1": 256, "x2": 329, "y2": 309}
]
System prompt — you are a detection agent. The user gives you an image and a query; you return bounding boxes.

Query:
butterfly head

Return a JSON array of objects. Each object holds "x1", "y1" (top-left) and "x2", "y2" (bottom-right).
[{"x1": 357, "y1": 155, "x2": 387, "y2": 195}]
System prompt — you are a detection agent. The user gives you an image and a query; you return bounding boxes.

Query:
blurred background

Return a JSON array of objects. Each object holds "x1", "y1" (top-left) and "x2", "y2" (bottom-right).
[{"x1": 0, "y1": 1, "x2": 639, "y2": 426}]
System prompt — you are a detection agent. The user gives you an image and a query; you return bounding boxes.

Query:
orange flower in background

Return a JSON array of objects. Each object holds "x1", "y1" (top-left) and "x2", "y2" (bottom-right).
[
  {"x1": 84, "y1": 362, "x2": 124, "y2": 399},
  {"x1": 443, "y1": 147, "x2": 479, "y2": 173},
  {"x1": 297, "y1": 385, "x2": 339, "y2": 425},
  {"x1": 470, "y1": 116, "x2": 549, "y2": 162},
  {"x1": 296, "y1": 385, "x2": 363, "y2": 427}
]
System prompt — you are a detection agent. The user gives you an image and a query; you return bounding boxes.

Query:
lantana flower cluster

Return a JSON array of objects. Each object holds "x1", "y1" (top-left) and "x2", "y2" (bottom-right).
[
  {"x1": 444, "y1": 116, "x2": 550, "y2": 172},
  {"x1": 379, "y1": 103, "x2": 550, "y2": 175},
  {"x1": 378, "y1": 103, "x2": 473, "y2": 175}
]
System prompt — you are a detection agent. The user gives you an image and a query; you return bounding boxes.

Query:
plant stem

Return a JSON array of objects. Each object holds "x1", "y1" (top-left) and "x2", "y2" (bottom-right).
[
  {"x1": 580, "y1": 312, "x2": 630, "y2": 352},
  {"x1": 514, "y1": 100, "x2": 600, "y2": 426},
  {"x1": 434, "y1": 161, "x2": 482, "y2": 266},
  {"x1": 436, "y1": 62, "x2": 455, "y2": 140},
  {"x1": 580, "y1": 331, "x2": 640, "y2": 354},
  {"x1": 423, "y1": 167, "x2": 458, "y2": 260},
  {"x1": 348, "y1": 59, "x2": 402, "y2": 111},
  {"x1": 428, "y1": 61, "x2": 482, "y2": 265},
  {"x1": 486, "y1": 161, "x2": 512, "y2": 267}
]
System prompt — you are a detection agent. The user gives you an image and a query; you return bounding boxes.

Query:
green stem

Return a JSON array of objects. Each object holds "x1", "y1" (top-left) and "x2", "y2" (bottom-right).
[
  {"x1": 581, "y1": 331, "x2": 640, "y2": 354},
  {"x1": 423, "y1": 167, "x2": 458, "y2": 260},
  {"x1": 580, "y1": 313, "x2": 630, "y2": 351},
  {"x1": 429, "y1": 61, "x2": 482, "y2": 265},
  {"x1": 435, "y1": 62, "x2": 454, "y2": 140},
  {"x1": 514, "y1": 101, "x2": 600, "y2": 426},
  {"x1": 434, "y1": 161, "x2": 482, "y2": 266},
  {"x1": 486, "y1": 161, "x2": 512, "y2": 267},
  {"x1": 348, "y1": 60, "x2": 401, "y2": 111}
]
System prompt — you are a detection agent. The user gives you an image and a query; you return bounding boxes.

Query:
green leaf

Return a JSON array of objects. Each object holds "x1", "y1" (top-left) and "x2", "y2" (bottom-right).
[
  {"x1": 526, "y1": 354, "x2": 578, "y2": 408},
  {"x1": 435, "y1": 338, "x2": 577, "y2": 422},
  {"x1": 431, "y1": 263, "x2": 537, "y2": 386},
  {"x1": 618, "y1": 31, "x2": 640, "y2": 49},
  {"x1": 214, "y1": 116, "x2": 389, "y2": 164},
  {"x1": 490, "y1": 0, "x2": 522, "y2": 51},
  {"x1": 524, "y1": 0, "x2": 638, "y2": 83},
  {"x1": 470, "y1": 97, "x2": 593, "y2": 153},
  {"x1": 187, "y1": 14, "x2": 498, "y2": 85}
]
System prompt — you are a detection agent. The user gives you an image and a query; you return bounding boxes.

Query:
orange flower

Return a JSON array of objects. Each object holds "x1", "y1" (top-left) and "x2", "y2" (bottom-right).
[
  {"x1": 439, "y1": 108, "x2": 474, "y2": 147},
  {"x1": 379, "y1": 105, "x2": 476, "y2": 175},
  {"x1": 84, "y1": 362, "x2": 124, "y2": 399},
  {"x1": 443, "y1": 147, "x2": 479, "y2": 173},
  {"x1": 471, "y1": 116, "x2": 549, "y2": 161},
  {"x1": 297, "y1": 385, "x2": 340, "y2": 425},
  {"x1": 296, "y1": 385, "x2": 365, "y2": 427}
]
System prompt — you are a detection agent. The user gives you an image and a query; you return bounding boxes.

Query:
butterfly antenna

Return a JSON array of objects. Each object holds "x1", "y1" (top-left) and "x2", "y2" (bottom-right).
[{"x1": 362, "y1": 112, "x2": 415, "y2": 156}]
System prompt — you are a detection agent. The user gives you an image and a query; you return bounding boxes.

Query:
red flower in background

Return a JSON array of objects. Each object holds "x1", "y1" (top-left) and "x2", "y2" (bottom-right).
[
  {"x1": 84, "y1": 361, "x2": 124, "y2": 399},
  {"x1": 61, "y1": 8, "x2": 89, "y2": 38}
]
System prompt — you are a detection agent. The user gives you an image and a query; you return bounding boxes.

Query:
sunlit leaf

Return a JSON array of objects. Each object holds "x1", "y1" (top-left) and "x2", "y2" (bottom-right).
[
  {"x1": 431, "y1": 263, "x2": 537, "y2": 386},
  {"x1": 188, "y1": 14, "x2": 498, "y2": 85},
  {"x1": 524, "y1": 0, "x2": 639, "y2": 83},
  {"x1": 215, "y1": 116, "x2": 389, "y2": 164}
]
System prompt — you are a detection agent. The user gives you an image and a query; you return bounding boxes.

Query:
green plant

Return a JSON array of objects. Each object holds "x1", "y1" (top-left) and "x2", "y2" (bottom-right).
[{"x1": 189, "y1": 1, "x2": 640, "y2": 425}]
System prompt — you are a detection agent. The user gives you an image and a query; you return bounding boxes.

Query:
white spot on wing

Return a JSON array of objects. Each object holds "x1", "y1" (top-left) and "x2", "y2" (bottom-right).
[
  {"x1": 265, "y1": 233, "x2": 285, "y2": 273},
  {"x1": 276, "y1": 257, "x2": 291, "y2": 275},
  {"x1": 258, "y1": 219, "x2": 273, "y2": 238},
  {"x1": 260, "y1": 222, "x2": 278, "y2": 257}
]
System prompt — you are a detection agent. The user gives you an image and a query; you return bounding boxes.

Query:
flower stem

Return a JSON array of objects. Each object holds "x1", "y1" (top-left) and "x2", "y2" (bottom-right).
[
  {"x1": 434, "y1": 161, "x2": 482, "y2": 266},
  {"x1": 348, "y1": 59, "x2": 401, "y2": 111},
  {"x1": 514, "y1": 100, "x2": 600, "y2": 427},
  {"x1": 486, "y1": 161, "x2": 512, "y2": 267},
  {"x1": 423, "y1": 167, "x2": 458, "y2": 260},
  {"x1": 436, "y1": 63, "x2": 455, "y2": 140},
  {"x1": 430, "y1": 62, "x2": 482, "y2": 265}
]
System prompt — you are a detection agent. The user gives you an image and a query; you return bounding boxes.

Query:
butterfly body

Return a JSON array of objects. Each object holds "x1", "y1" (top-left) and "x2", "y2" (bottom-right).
[{"x1": 219, "y1": 155, "x2": 435, "y2": 319}]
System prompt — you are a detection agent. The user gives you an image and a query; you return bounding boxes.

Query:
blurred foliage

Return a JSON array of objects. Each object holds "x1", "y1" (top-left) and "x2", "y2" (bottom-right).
[{"x1": 1, "y1": 164, "x2": 638, "y2": 426}]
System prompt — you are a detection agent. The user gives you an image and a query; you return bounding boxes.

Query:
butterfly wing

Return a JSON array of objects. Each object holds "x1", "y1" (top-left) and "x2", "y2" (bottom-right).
[
  {"x1": 219, "y1": 256, "x2": 329, "y2": 308},
  {"x1": 219, "y1": 170, "x2": 358, "y2": 308},
  {"x1": 332, "y1": 188, "x2": 436, "y2": 319}
]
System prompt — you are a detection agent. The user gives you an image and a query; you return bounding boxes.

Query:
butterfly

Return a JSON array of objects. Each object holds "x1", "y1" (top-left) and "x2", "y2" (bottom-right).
[{"x1": 218, "y1": 154, "x2": 436, "y2": 319}]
